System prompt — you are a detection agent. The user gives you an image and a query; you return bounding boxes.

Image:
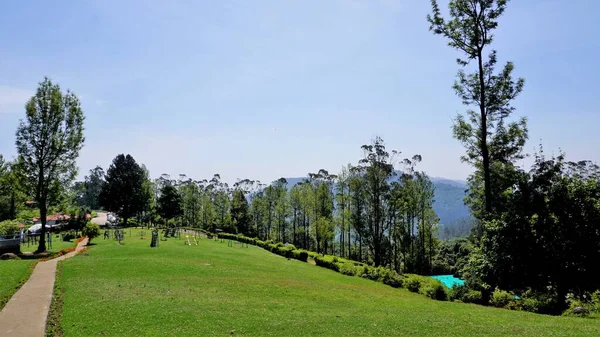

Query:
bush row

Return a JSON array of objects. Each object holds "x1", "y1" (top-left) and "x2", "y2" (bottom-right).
[
  {"x1": 218, "y1": 233, "x2": 309, "y2": 263},
  {"x1": 449, "y1": 286, "x2": 577, "y2": 316}
]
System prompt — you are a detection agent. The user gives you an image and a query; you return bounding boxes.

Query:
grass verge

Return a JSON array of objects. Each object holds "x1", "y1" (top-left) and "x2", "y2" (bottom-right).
[
  {"x1": 46, "y1": 261, "x2": 65, "y2": 337},
  {"x1": 0, "y1": 260, "x2": 37, "y2": 310}
]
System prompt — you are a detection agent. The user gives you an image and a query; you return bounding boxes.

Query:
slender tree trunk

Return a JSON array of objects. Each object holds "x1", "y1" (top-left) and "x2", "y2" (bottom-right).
[
  {"x1": 478, "y1": 49, "x2": 492, "y2": 216},
  {"x1": 347, "y1": 227, "x2": 351, "y2": 260},
  {"x1": 358, "y1": 233, "x2": 362, "y2": 262},
  {"x1": 292, "y1": 209, "x2": 297, "y2": 246},
  {"x1": 428, "y1": 227, "x2": 433, "y2": 273},
  {"x1": 37, "y1": 200, "x2": 48, "y2": 253}
]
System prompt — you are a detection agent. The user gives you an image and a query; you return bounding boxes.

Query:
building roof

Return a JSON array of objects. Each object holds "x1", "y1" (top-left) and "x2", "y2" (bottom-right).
[{"x1": 33, "y1": 213, "x2": 92, "y2": 222}]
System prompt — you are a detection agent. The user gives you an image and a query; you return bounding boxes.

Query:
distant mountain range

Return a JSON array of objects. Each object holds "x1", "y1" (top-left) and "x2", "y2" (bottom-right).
[{"x1": 282, "y1": 175, "x2": 470, "y2": 227}]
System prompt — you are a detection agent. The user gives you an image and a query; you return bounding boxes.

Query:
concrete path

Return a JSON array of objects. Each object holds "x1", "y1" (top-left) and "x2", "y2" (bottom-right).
[
  {"x1": 0, "y1": 238, "x2": 89, "y2": 337},
  {"x1": 91, "y1": 211, "x2": 107, "y2": 226}
]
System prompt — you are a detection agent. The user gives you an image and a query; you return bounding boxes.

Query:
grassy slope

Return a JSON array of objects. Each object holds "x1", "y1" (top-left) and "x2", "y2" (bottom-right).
[
  {"x1": 56, "y1": 230, "x2": 600, "y2": 337},
  {"x1": 0, "y1": 260, "x2": 36, "y2": 309}
]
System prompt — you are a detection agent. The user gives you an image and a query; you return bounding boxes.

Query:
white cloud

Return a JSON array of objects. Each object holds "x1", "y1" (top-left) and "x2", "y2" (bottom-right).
[{"x1": 0, "y1": 86, "x2": 31, "y2": 114}]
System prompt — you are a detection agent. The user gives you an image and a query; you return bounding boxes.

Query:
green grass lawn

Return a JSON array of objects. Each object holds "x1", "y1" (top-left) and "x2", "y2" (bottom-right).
[
  {"x1": 54, "y1": 229, "x2": 600, "y2": 337},
  {"x1": 0, "y1": 260, "x2": 36, "y2": 309},
  {"x1": 20, "y1": 234, "x2": 77, "y2": 254}
]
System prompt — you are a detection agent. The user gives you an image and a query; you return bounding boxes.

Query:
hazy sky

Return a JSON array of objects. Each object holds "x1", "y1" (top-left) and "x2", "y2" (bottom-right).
[{"x1": 0, "y1": 0, "x2": 598, "y2": 184}]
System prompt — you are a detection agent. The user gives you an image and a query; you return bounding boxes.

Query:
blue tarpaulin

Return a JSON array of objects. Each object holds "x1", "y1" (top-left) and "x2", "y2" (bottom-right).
[{"x1": 430, "y1": 275, "x2": 465, "y2": 288}]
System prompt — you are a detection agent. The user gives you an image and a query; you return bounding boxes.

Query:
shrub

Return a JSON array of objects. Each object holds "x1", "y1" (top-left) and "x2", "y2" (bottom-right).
[
  {"x1": 491, "y1": 288, "x2": 514, "y2": 308},
  {"x1": 382, "y1": 271, "x2": 403, "y2": 288},
  {"x1": 291, "y1": 250, "x2": 309, "y2": 262},
  {"x1": 82, "y1": 222, "x2": 101, "y2": 244},
  {"x1": 0, "y1": 220, "x2": 20, "y2": 235},
  {"x1": 406, "y1": 277, "x2": 421, "y2": 293},
  {"x1": 591, "y1": 290, "x2": 600, "y2": 313},
  {"x1": 449, "y1": 284, "x2": 482, "y2": 304},
  {"x1": 424, "y1": 283, "x2": 448, "y2": 301},
  {"x1": 517, "y1": 293, "x2": 560, "y2": 315},
  {"x1": 358, "y1": 265, "x2": 383, "y2": 281},
  {"x1": 314, "y1": 255, "x2": 340, "y2": 272},
  {"x1": 62, "y1": 230, "x2": 76, "y2": 241},
  {"x1": 463, "y1": 290, "x2": 483, "y2": 304},
  {"x1": 338, "y1": 263, "x2": 357, "y2": 276}
]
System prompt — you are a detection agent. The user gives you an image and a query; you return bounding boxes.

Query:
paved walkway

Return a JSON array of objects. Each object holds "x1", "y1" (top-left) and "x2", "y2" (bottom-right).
[{"x1": 0, "y1": 238, "x2": 89, "y2": 337}]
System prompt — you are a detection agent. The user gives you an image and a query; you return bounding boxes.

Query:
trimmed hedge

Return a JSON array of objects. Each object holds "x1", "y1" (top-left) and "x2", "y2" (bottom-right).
[{"x1": 218, "y1": 233, "x2": 309, "y2": 263}]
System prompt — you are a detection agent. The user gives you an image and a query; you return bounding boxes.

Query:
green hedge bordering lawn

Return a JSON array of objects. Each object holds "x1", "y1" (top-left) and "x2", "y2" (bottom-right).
[
  {"x1": 217, "y1": 232, "x2": 448, "y2": 301},
  {"x1": 218, "y1": 233, "x2": 309, "y2": 262}
]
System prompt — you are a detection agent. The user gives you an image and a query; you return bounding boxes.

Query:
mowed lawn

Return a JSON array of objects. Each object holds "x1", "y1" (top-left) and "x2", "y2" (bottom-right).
[
  {"x1": 56, "y1": 230, "x2": 600, "y2": 337},
  {"x1": 20, "y1": 234, "x2": 77, "y2": 254},
  {"x1": 0, "y1": 260, "x2": 36, "y2": 309}
]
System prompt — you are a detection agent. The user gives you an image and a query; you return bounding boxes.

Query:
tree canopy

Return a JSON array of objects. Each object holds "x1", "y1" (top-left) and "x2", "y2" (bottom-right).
[
  {"x1": 157, "y1": 184, "x2": 182, "y2": 224},
  {"x1": 99, "y1": 154, "x2": 147, "y2": 226},
  {"x1": 15, "y1": 77, "x2": 85, "y2": 252}
]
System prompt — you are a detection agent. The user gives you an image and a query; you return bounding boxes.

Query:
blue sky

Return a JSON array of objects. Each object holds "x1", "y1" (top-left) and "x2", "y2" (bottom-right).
[{"x1": 0, "y1": 0, "x2": 598, "y2": 184}]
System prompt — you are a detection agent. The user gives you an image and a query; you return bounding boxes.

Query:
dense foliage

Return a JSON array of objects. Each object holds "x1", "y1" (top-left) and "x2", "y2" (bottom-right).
[
  {"x1": 0, "y1": 219, "x2": 20, "y2": 236},
  {"x1": 429, "y1": 0, "x2": 600, "y2": 313},
  {"x1": 99, "y1": 154, "x2": 147, "y2": 226},
  {"x1": 82, "y1": 221, "x2": 100, "y2": 244}
]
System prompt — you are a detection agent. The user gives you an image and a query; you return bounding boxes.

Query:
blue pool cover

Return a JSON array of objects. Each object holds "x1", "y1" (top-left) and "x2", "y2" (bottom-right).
[{"x1": 430, "y1": 275, "x2": 465, "y2": 288}]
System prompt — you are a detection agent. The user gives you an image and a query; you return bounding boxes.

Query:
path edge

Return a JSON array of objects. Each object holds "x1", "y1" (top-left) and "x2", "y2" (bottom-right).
[
  {"x1": 45, "y1": 261, "x2": 65, "y2": 337},
  {"x1": 45, "y1": 238, "x2": 89, "y2": 337},
  {"x1": 0, "y1": 261, "x2": 38, "y2": 310}
]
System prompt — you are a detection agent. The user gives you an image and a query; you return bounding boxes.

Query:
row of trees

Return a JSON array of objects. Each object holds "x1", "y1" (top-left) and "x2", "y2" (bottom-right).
[{"x1": 86, "y1": 137, "x2": 440, "y2": 274}]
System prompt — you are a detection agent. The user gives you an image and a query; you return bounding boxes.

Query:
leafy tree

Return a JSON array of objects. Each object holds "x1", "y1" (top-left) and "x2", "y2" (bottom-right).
[
  {"x1": 335, "y1": 165, "x2": 352, "y2": 257},
  {"x1": 273, "y1": 178, "x2": 289, "y2": 243},
  {"x1": 250, "y1": 186, "x2": 267, "y2": 239},
  {"x1": 358, "y1": 137, "x2": 396, "y2": 266},
  {"x1": 210, "y1": 174, "x2": 231, "y2": 232},
  {"x1": 231, "y1": 188, "x2": 251, "y2": 235},
  {"x1": 198, "y1": 180, "x2": 216, "y2": 231},
  {"x1": 99, "y1": 154, "x2": 146, "y2": 226},
  {"x1": 313, "y1": 217, "x2": 334, "y2": 254},
  {"x1": 179, "y1": 178, "x2": 200, "y2": 228},
  {"x1": 139, "y1": 164, "x2": 155, "y2": 226},
  {"x1": 348, "y1": 167, "x2": 366, "y2": 261},
  {"x1": 82, "y1": 221, "x2": 100, "y2": 244},
  {"x1": 428, "y1": 0, "x2": 527, "y2": 219},
  {"x1": 0, "y1": 158, "x2": 25, "y2": 221},
  {"x1": 15, "y1": 77, "x2": 85, "y2": 252},
  {"x1": 157, "y1": 184, "x2": 182, "y2": 226},
  {"x1": 470, "y1": 150, "x2": 600, "y2": 310},
  {"x1": 83, "y1": 166, "x2": 105, "y2": 210},
  {"x1": 289, "y1": 183, "x2": 303, "y2": 246},
  {"x1": 0, "y1": 219, "x2": 20, "y2": 235}
]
